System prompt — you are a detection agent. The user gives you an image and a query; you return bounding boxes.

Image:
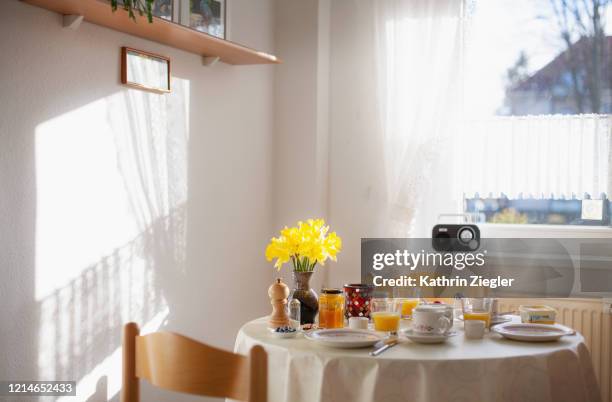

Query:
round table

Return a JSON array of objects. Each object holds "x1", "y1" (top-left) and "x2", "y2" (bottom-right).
[{"x1": 234, "y1": 317, "x2": 601, "y2": 402}]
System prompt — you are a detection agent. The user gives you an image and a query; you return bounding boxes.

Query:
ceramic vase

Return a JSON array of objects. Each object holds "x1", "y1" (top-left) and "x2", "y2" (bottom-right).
[{"x1": 291, "y1": 271, "x2": 318, "y2": 324}]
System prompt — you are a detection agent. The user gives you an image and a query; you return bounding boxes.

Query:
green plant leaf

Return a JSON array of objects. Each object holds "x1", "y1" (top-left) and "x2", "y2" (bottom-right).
[
  {"x1": 146, "y1": 0, "x2": 153, "y2": 23},
  {"x1": 109, "y1": 0, "x2": 154, "y2": 23}
]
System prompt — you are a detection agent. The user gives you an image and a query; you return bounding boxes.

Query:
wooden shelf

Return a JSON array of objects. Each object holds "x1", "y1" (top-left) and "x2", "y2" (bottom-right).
[{"x1": 22, "y1": 0, "x2": 281, "y2": 65}]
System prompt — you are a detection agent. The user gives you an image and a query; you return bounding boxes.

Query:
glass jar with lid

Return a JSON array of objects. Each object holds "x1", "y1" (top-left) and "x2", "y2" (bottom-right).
[{"x1": 318, "y1": 288, "x2": 345, "y2": 329}]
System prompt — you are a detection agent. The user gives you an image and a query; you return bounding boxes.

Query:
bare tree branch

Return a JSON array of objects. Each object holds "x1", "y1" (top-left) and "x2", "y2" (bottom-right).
[{"x1": 548, "y1": 0, "x2": 607, "y2": 113}]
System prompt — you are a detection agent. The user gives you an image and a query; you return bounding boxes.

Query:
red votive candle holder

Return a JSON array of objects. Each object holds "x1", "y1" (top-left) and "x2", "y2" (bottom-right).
[{"x1": 344, "y1": 284, "x2": 373, "y2": 319}]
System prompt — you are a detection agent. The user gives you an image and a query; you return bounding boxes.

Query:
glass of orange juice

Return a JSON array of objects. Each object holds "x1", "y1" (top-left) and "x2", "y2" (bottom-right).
[
  {"x1": 462, "y1": 298, "x2": 492, "y2": 329},
  {"x1": 398, "y1": 298, "x2": 420, "y2": 319},
  {"x1": 371, "y1": 298, "x2": 401, "y2": 336}
]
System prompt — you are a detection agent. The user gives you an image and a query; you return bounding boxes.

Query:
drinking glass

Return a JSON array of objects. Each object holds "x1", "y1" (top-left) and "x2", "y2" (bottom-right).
[
  {"x1": 392, "y1": 286, "x2": 421, "y2": 319},
  {"x1": 370, "y1": 298, "x2": 401, "y2": 336},
  {"x1": 397, "y1": 298, "x2": 420, "y2": 319},
  {"x1": 462, "y1": 298, "x2": 493, "y2": 329}
]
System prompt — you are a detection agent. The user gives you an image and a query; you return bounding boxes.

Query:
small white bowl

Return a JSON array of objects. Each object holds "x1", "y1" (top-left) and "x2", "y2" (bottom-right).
[
  {"x1": 268, "y1": 327, "x2": 298, "y2": 339},
  {"x1": 348, "y1": 317, "x2": 369, "y2": 330},
  {"x1": 464, "y1": 320, "x2": 485, "y2": 339}
]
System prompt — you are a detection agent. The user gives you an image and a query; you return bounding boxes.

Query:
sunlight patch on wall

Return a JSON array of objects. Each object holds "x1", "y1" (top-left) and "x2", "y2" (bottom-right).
[
  {"x1": 34, "y1": 79, "x2": 190, "y2": 300},
  {"x1": 35, "y1": 96, "x2": 138, "y2": 301},
  {"x1": 34, "y1": 77, "x2": 190, "y2": 394}
]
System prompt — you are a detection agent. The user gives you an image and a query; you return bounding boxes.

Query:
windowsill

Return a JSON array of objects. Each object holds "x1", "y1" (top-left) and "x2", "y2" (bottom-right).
[{"x1": 478, "y1": 223, "x2": 612, "y2": 238}]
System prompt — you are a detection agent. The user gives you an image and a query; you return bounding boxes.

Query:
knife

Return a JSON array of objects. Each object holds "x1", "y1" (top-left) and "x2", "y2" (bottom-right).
[{"x1": 369, "y1": 339, "x2": 399, "y2": 356}]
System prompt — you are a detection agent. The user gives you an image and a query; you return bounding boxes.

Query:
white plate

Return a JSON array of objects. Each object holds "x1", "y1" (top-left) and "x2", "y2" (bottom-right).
[
  {"x1": 492, "y1": 323, "x2": 575, "y2": 342},
  {"x1": 304, "y1": 329, "x2": 382, "y2": 348},
  {"x1": 401, "y1": 329, "x2": 457, "y2": 344}
]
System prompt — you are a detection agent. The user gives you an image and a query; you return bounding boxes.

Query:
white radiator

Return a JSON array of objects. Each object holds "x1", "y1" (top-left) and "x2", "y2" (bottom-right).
[{"x1": 498, "y1": 298, "x2": 612, "y2": 402}]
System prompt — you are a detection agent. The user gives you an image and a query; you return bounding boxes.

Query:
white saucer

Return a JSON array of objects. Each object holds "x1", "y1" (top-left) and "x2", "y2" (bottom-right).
[{"x1": 402, "y1": 329, "x2": 457, "y2": 344}]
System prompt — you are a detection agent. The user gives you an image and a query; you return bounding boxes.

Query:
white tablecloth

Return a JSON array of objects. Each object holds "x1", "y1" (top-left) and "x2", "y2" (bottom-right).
[{"x1": 234, "y1": 317, "x2": 601, "y2": 402}]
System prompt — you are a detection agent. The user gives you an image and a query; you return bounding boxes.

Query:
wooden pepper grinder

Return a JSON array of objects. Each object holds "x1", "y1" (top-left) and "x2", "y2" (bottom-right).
[{"x1": 268, "y1": 278, "x2": 290, "y2": 328}]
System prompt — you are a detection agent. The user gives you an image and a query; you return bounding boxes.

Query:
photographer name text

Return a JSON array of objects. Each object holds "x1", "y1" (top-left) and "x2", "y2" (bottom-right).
[{"x1": 373, "y1": 275, "x2": 515, "y2": 289}]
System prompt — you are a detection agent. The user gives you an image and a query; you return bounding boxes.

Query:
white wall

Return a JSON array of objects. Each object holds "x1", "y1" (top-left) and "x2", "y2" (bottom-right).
[
  {"x1": 272, "y1": 0, "x2": 332, "y2": 289},
  {"x1": 271, "y1": 0, "x2": 385, "y2": 290},
  {"x1": 0, "y1": 1, "x2": 276, "y2": 401},
  {"x1": 326, "y1": 1, "x2": 386, "y2": 286}
]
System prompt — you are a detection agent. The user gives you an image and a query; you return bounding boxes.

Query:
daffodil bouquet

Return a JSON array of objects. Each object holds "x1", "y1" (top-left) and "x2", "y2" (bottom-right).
[{"x1": 265, "y1": 219, "x2": 342, "y2": 272}]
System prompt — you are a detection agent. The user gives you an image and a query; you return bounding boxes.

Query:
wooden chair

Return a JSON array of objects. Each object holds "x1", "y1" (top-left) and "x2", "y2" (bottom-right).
[{"x1": 121, "y1": 322, "x2": 267, "y2": 402}]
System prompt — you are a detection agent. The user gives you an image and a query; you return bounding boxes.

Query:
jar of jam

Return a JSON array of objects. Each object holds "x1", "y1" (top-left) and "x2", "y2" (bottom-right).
[{"x1": 318, "y1": 288, "x2": 345, "y2": 329}]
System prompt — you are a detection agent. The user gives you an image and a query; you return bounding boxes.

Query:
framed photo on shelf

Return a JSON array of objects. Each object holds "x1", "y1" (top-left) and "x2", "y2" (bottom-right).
[
  {"x1": 121, "y1": 47, "x2": 171, "y2": 93},
  {"x1": 146, "y1": 0, "x2": 227, "y2": 40},
  {"x1": 152, "y1": 0, "x2": 174, "y2": 21},
  {"x1": 185, "y1": 0, "x2": 226, "y2": 39}
]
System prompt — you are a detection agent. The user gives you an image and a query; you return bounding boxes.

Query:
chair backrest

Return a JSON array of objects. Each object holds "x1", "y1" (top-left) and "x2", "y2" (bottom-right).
[{"x1": 121, "y1": 322, "x2": 267, "y2": 402}]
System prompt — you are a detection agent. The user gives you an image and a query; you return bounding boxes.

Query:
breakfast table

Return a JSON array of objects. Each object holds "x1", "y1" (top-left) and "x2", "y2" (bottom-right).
[{"x1": 234, "y1": 317, "x2": 601, "y2": 402}]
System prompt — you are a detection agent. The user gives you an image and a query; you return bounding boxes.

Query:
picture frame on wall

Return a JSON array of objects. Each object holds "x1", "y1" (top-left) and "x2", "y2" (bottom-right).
[{"x1": 121, "y1": 47, "x2": 171, "y2": 94}]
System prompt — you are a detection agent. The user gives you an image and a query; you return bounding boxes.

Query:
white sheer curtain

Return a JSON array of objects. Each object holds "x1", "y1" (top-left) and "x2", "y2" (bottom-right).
[
  {"x1": 458, "y1": 114, "x2": 612, "y2": 200},
  {"x1": 372, "y1": 0, "x2": 466, "y2": 236},
  {"x1": 370, "y1": 1, "x2": 612, "y2": 232}
]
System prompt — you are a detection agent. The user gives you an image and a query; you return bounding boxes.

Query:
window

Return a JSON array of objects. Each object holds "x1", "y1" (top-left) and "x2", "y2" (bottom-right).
[{"x1": 460, "y1": 0, "x2": 612, "y2": 226}]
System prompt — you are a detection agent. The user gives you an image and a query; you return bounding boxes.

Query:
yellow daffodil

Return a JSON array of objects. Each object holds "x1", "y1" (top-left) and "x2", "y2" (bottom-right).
[{"x1": 265, "y1": 218, "x2": 342, "y2": 271}]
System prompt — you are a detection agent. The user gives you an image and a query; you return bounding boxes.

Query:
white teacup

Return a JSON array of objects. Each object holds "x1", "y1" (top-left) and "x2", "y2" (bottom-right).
[
  {"x1": 412, "y1": 305, "x2": 452, "y2": 335},
  {"x1": 430, "y1": 304, "x2": 454, "y2": 328}
]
